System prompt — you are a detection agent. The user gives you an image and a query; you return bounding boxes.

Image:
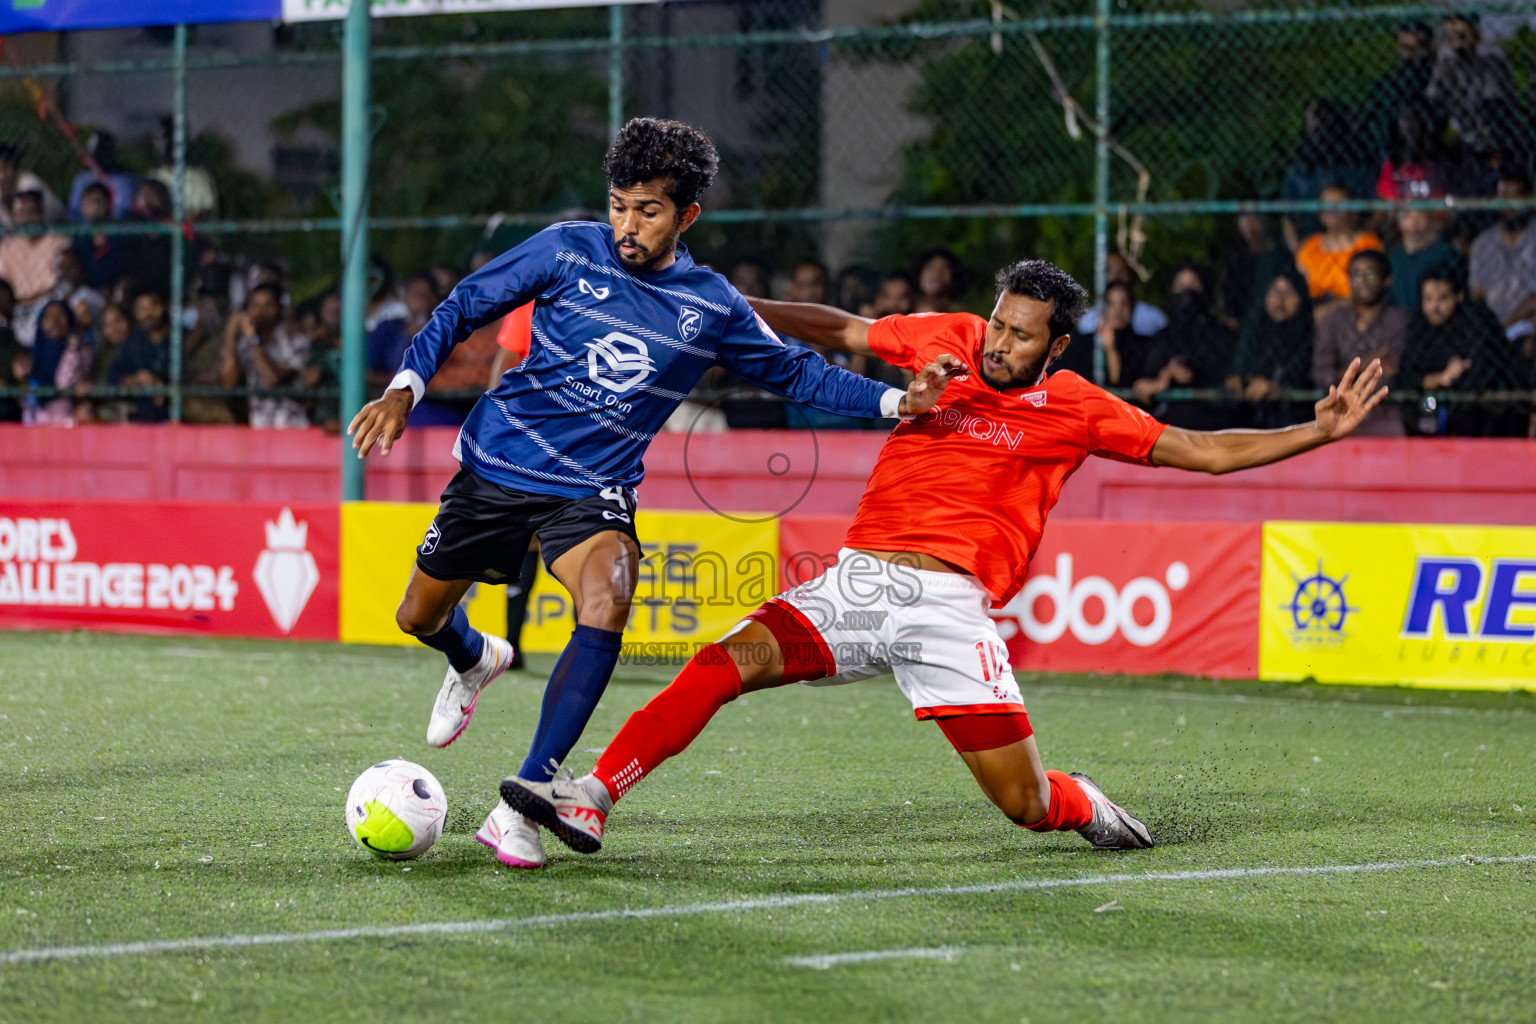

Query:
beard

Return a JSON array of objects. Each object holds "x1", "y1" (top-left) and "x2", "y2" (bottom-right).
[
  {"x1": 615, "y1": 233, "x2": 676, "y2": 274},
  {"x1": 981, "y1": 350, "x2": 1050, "y2": 390}
]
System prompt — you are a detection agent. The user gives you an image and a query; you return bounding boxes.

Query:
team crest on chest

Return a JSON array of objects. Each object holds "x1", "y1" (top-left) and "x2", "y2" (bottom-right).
[{"x1": 678, "y1": 305, "x2": 703, "y2": 342}]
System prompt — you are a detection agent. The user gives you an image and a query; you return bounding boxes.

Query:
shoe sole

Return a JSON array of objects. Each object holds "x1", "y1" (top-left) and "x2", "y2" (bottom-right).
[
  {"x1": 474, "y1": 825, "x2": 544, "y2": 869},
  {"x1": 428, "y1": 637, "x2": 514, "y2": 749},
  {"x1": 1071, "y1": 772, "x2": 1155, "y2": 850},
  {"x1": 499, "y1": 778, "x2": 602, "y2": 855}
]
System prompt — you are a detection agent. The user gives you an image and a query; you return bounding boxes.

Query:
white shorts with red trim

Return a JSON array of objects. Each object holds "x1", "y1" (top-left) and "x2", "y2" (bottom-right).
[{"x1": 774, "y1": 548, "x2": 1024, "y2": 719}]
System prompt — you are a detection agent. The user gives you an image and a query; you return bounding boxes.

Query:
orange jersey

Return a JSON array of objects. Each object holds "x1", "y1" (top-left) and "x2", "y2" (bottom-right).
[
  {"x1": 496, "y1": 301, "x2": 535, "y2": 359},
  {"x1": 845, "y1": 312, "x2": 1167, "y2": 606}
]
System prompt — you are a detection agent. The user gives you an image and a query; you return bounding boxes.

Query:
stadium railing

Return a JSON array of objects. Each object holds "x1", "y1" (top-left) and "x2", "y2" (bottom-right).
[{"x1": 1, "y1": 0, "x2": 1534, "y2": 425}]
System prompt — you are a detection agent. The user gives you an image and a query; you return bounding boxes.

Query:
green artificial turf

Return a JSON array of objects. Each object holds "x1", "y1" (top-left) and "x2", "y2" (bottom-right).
[{"x1": 1, "y1": 630, "x2": 1534, "y2": 1023}]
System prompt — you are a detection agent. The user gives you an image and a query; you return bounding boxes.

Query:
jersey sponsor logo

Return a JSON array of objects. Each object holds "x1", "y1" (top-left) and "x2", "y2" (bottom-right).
[
  {"x1": 1021, "y1": 390, "x2": 1047, "y2": 408},
  {"x1": 919, "y1": 405, "x2": 1026, "y2": 451},
  {"x1": 587, "y1": 331, "x2": 656, "y2": 394},
  {"x1": 577, "y1": 278, "x2": 611, "y2": 301},
  {"x1": 678, "y1": 305, "x2": 703, "y2": 342}
]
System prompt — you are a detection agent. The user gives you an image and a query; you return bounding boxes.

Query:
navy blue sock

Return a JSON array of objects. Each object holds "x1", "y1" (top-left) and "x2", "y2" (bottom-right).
[
  {"x1": 416, "y1": 604, "x2": 485, "y2": 673},
  {"x1": 518, "y1": 624, "x2": 623, "y2": 780}
]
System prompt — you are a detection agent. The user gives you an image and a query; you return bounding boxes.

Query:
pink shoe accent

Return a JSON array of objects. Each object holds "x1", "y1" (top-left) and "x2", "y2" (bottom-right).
[
  {"x1": 496, "y1": 849, "x2": 543, "y2": 869},
  {"x1": 473, "y1": 828, "x2": 498, "y2": 850}
]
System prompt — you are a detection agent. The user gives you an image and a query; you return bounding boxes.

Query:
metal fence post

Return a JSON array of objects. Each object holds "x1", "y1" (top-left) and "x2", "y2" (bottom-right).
[
  {"x1": 168, "y1": 23, "x2": 187, "y2": 423},
  {"x1": 341, "y1": 0, "x2": 372, "y2": 503},
  {"x1": 609, "y1": 4, "x2": 624, "y2": 139},
  {"x1": 1091, "y1": 0, "x2": 1110, "y2": 386}
]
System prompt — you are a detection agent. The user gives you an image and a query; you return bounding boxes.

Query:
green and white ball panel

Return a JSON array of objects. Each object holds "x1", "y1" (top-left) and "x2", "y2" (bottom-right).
[{"x1": 344, "y1": 759, "x2": 447, "y2": 860}]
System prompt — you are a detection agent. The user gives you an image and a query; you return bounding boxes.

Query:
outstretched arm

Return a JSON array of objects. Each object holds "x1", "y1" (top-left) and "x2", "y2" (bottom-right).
[
  {"x1": 1150, "y1": 357, "x2": 1386, "y2": 474},
  {"x1": 747, "y1": 296, "x2": 874, "y2": 355}
]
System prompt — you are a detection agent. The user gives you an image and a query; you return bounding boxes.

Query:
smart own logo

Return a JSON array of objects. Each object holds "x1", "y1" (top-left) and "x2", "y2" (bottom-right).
[
  {"x1": 1003, "y1": 552, "x2": 1189, "y2": 647},
  {"x1": 587, "y1": 332, "x2": 656, "y2": 393}
]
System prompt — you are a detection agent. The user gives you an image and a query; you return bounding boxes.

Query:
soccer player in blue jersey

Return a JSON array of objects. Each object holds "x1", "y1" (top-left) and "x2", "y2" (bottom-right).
[{"x1": 346, "y1": 118, "x2": 957, "y2": 869}]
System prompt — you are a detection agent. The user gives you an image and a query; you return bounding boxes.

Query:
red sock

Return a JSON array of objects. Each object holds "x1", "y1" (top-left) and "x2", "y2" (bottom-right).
[
  {"x1": 1024, "y1": 770, "x2": 1093, "y2": 832},
  {"x1": 592, "y1": 644, "x2": 743, "y2": 803}
]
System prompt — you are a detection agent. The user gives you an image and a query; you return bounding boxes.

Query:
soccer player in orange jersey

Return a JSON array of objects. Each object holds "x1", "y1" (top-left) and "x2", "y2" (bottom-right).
[{"x1": 502, "y1": 259, "x2": 1387, "y2": 855}]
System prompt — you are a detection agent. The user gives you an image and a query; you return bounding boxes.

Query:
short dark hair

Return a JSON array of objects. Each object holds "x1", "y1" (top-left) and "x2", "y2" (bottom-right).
[
  {"x1": 1103, "y1": 279, "x2": 1136, "y2": 304},
  {"x1": 248, "y1": 282, "x2": 284, "y2": 307},
  {"x1": 1397, "y1": 21, "x2": 1433, "y2": 45},
  {"x1": 994, "y1": 259, "x2": 1089, "y2": 339},
  {"x1": 604, "y1": 117, "x2": 720, "y2": 211},
  {"x1": 1418, "y1": 265, "x2": 1463, "y2": 295},
  {"x1": 82, "y1": 181, "x2": 111, "y2": 200},
  {"x1": 1349, "y1": 249, "x2": 1391, "y2": 277},
  {"x1": 1497, "y1": 163, "x2": 1532, "y2": 191}
]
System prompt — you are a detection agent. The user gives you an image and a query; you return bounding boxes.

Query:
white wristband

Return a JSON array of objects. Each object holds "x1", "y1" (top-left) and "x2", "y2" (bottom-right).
[
  {"x1": 388, "y1": 369, "x2": 425, "y2": 409},
  {"x1": 880, "y1": 387, "x2": 909, "y2": 420}
]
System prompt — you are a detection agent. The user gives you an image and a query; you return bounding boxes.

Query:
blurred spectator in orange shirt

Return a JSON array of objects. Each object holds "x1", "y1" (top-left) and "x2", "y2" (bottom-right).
[{"x1": 1294, "y1": 184, "x2": 1384, "y2": 323}]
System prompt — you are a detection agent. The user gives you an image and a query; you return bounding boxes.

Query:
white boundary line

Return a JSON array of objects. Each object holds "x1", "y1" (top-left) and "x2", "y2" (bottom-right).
[
  {"x1": 786, "y1": 946, "x2": 965, "y2": 969},
  {"x1": 4, "y1": 854, "x2": 1532, "y2": 966}
]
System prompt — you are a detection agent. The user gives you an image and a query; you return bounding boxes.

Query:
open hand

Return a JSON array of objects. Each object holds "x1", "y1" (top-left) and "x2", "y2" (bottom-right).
[
  {"x1": 347, "y1": 389, "x2": 412, "y2": 458},
  {"x1": 898, "y1": 353, "x2": 968, "y2": 417},
  {"x1": 1315, "y1": 357, "x2": 1386, "y2": 440}
]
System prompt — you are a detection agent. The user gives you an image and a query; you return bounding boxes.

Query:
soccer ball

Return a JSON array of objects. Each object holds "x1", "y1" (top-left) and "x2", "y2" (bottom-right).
[{"x1": 345, "y1": 759, "x2": 447, "y2": 860}]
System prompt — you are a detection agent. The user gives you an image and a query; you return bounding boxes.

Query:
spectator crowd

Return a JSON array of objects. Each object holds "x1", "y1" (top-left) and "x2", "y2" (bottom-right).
[{"x1": 0, "y1": 14, "x2": 1532, "y2": 437}]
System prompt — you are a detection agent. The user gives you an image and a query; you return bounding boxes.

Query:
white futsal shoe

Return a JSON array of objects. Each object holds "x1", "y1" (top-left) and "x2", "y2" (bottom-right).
[
  {"x1": 500, "y1": 770, "x2": 608, "y2": 854},
  {"x1": 426, "y1": 633, "x2": 514, "y2": 748},
  {"x1": 474, "y1": 800, "x2": 546, "y2": 869},
  {"x1": 1070, "y1": 772, "x2": 1155, "y2": 850}
]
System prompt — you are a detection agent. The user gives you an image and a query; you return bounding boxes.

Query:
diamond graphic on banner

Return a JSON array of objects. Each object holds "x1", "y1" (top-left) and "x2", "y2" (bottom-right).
[{"x1": 254, "y1": 508, "x2": 319, "y2": 633}]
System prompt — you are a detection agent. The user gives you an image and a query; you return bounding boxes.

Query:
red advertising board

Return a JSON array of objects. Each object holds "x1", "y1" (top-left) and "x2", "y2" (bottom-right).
[
  {"x1": 778, "y1": 515, "x2": 1260, "y2": 679},
  {"x1": 0, "y1": 500, "x2": 339, "y2": 640}
]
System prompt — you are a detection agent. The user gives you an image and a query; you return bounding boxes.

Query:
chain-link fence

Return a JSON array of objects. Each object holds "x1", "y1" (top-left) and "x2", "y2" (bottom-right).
[{"x1": 1, "y1": 0, "x2": 1534, "y2": 438}]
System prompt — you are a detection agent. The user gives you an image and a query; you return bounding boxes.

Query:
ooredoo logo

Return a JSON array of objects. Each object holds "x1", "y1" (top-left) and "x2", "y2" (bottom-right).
[{"x1": 997, "y1": 552, "x2": 1189, "y2": 647}]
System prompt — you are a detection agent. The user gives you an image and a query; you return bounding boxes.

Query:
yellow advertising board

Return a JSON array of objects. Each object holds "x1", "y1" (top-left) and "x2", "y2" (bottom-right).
[
  {"x1": 519, "y1": 512, "x2": 778, "y2": 654},
  {"x1": 340, "y1": 502, "x2": 507, "y2": 645},
  {"x1": 341, "y1": 502, "x2": 778, "y2": 654},
  {"x1": 1260, "y1": 522, "x2": 1536, "y2": 690}
]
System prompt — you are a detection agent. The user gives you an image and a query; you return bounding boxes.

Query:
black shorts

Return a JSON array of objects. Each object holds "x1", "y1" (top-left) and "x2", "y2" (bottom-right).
[{"x1": 414, "y1": 466, "x2": 640, "y2": 585}]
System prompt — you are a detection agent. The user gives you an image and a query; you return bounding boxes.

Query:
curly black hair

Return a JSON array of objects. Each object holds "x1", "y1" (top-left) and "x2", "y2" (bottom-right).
[
  {"x1": 603, "y1": 117, "x2": 720, "y2": 212},
  {"x1": 995, "y1": 259, "x2": 1089, "y2": 339}
]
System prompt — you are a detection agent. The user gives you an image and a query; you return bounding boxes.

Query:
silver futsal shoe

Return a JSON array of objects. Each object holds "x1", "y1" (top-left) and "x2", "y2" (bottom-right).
[
  {"x1": 1070, "y1": 772, "x2": 1155, "y2": 850},
  {"x1": 500, "y1": 770, "x2": 608, "y2": 854},
  {"x1": 426, "y1": 633, "x2": 514, "y2": 748}
]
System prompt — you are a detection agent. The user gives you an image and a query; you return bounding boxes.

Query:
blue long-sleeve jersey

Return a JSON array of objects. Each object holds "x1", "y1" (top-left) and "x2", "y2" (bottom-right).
[{"x1": 392, "y1": 221, "x2": 899, "y2": 499}]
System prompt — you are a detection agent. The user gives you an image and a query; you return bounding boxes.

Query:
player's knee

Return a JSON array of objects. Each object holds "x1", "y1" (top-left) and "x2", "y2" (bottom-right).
[
  {"x1": 395, "y1": 600, "x2": 443, "y2": 637},
  {"x1": 574, "y1": 593, "x2": 630, "y2": 632}
]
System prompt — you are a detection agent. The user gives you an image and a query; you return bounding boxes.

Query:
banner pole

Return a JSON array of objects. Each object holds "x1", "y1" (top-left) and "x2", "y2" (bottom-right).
[
  {"x1": 168, "y1": 23, "x2": 187, "y2": 423},
  {"x1": 341, "y1": 0, "x2": 372, "y2": 503}
]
